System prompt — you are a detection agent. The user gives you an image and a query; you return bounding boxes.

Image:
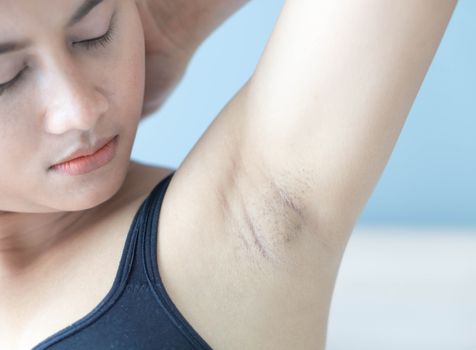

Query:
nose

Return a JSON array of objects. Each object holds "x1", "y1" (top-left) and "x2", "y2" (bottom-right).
[{"x1": 43, "y1": 58, "x2": 109, "y2": 135}]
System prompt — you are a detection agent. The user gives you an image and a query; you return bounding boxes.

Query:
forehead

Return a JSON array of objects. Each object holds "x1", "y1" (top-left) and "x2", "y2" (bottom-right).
[
  {"x1": 0, "y1": 0, "x2": 73, "y2": 23},
  {"x1": 0, "y1": 0, "x2": 104, "y2": 32}
]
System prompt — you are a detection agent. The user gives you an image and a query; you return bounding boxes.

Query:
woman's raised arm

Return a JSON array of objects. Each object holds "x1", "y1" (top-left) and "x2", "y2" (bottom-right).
[{"x1": 240, "y1": 0, "x2": 458, "y2": 237}]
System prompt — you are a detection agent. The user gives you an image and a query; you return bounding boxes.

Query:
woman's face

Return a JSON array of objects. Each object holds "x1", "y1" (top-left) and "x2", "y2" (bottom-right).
[{"x1": 0, "y1": 0, "x2": 145, "y2": 213}]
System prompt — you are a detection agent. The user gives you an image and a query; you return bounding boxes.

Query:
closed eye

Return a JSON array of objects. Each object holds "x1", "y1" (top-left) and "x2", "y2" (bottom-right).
[
  {"x1": 74, "y1": 11, "x2": 117, "y2": 50},
  {"x1": 0, "y1": 12, "x2": 117, "y2": 97},
  {"x1": 0, "y1": 67, "x2": 27, "y2": 96}
]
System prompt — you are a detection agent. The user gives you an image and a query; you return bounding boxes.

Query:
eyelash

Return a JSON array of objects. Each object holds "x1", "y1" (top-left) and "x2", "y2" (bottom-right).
[
  {"x1": 0, "y1": 13, "x2": 117, "y2": 97},
  {"x1": 73, "y1": 12, "x2": 117, "y2": 50}
]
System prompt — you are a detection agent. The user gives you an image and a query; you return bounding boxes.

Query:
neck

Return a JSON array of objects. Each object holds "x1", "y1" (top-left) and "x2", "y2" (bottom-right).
[{"x1": 0, "y1": 210, "x2": 86, "y2": 278}]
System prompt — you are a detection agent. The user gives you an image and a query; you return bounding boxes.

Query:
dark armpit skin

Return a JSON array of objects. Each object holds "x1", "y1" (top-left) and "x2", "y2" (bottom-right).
[{"x1": 135, "y1": 0, "x2": 251, "y2": 118}]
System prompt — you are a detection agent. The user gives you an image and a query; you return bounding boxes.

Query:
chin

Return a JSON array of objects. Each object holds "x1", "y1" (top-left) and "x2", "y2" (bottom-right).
[{"x1": 53, "y1": 157, "x2": 131, "y2": 212}]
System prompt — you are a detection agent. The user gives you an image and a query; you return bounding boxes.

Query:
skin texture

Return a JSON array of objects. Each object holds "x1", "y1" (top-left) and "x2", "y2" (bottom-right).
[{"x1": 0, "y1": 0, "x2": 146, "y2": 274}]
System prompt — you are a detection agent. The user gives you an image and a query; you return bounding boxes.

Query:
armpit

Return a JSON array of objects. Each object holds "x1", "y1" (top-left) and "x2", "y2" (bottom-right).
[{"x1": 216, "y1": 160, "x2": 317, "y2": 272}]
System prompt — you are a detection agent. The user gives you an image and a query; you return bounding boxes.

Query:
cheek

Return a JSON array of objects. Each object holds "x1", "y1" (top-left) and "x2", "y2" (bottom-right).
[
  {"x1": 0, "y1": 127, "x2": 39, "y2": 209},
  {"x1": 0, "y1": 117, "x2": 38, "y2": 163}
]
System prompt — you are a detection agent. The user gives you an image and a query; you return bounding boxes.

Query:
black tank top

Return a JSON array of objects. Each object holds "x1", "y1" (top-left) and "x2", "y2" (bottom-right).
[{"x1": 32, "y1": 171, "x2": 213, "y2": 350}]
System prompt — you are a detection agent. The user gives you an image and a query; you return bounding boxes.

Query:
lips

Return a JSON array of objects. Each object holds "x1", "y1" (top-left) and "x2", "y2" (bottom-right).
[{"x1": 51, "y1": 135, "x2": 118, "y2": 167}]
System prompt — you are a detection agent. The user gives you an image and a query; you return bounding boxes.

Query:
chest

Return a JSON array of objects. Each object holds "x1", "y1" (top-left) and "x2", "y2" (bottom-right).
[{"x1": 0, "y1": 196, "x2": 146, "y2": 350}]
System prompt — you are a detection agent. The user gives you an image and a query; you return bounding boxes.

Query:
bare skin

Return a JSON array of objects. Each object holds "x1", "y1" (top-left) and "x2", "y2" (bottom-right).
[{"x1": 0, "y1": 0, "x2": 458, "y2": 349}]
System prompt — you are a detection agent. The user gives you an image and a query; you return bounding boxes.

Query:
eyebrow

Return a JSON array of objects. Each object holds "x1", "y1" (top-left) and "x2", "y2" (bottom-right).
[{"x1": 0, "y1": 0, "x2": 105, "y2": 55}]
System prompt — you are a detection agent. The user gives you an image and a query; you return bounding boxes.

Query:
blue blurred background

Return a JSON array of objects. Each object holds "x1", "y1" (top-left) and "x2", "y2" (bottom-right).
[{"x1": 131, "y1": 0, "x2": 476, "y2": 229}]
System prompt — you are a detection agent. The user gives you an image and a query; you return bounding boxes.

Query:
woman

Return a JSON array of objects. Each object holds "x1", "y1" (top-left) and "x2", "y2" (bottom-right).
[{"x1": 0, "y1": 0, "x2": 458, "y2": 349}]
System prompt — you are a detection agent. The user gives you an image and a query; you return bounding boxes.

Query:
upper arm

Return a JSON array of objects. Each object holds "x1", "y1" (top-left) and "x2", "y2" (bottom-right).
[{"x1": 240, "y1": 0, "x2": 458, "y2": 238}]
